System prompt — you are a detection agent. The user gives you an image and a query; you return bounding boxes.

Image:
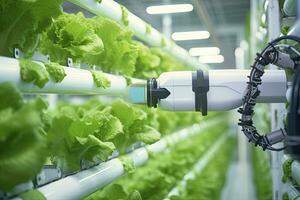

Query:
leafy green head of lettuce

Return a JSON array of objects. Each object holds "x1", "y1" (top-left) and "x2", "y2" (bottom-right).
[
  {"x1": 110, "y1": 100, "x2": 160, "y2": 152},
  {"x1": 39, "y1": 12, "x2": 104, "y2": 65},
  {"x1": 47, "y1": 102, "x2": 122, "y2": 171},
  {"x1": 0, "y1": 82, "x2": 49, "y2": 191},
  {"x1": 40, "y1": 12, "x2": 139, "y2": 77},
  {"x1": 0, "y1": 0, "x2": 63, "y2": 57}
]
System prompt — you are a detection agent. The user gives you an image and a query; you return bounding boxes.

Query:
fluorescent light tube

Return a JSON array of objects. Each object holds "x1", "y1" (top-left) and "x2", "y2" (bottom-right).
[
  {"x1": 172, "y1": 31, "x2": 210, "y2": 41},
  {"x1": 189, "y1": 47, "x2": 220, "y2": 56},
  {"x1": 234, "y1": 47, "x2": 244, "y2": 57},
  {"x1": 146, "y1": 4, "x2": 193, "y2": 15},
  {"x1": 198, "y1": 55, "x2": 224, "y2": 64}
]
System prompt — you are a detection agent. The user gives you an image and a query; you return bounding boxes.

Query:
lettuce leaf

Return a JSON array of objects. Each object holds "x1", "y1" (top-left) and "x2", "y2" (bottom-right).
[
  {"x1": 39, "y1": 13, "x2": 104, "y2": 65},
  {"x1": 44, "y1": 62, "x2": 66, "y2": 83},
  {"x1": 0, "y1": 0, "x2": 63, "y2": 56},
  {"x1": 0, "y1": 83, "x2": 48, "y2": 191},
  {"x1": 171, "y1": 139, "x2": 235, "y2": 200},
  {"x1": 47, "y1": 103, "x2": 122, "y2": 171},
  {"x1": 119, "y1": 155, "x2": 135, "y2": 174},
  {"x1": 40, "y1": 13, "x2": 139, "y2": 76},
  {"x1": 91, "y1": 70, "x2": 111, "y2": 89},
  {"x1": 133, "y1": 41, "x2": 160, "y2": 78},
  {"x1": 87, "y1": 15, "x2": 139, "y2": 76},
  {"x1": 111, "y1": 100, "x2": 147, "y2": 132},
  {"x1": 0, "y1": 82, "x2": 24, "y2": 111},
  {"x1": 20, "y1": 59, "x2": 49, "y2": 88},
  {"x1": 252, "y1": 147, "x2": 273, "y2": 200},
  {"x1": 110, "y1": 100, "x2": 160, "y2": 153},
  {"x1": 19, "y1": 189, "x2": 46, "y2": 200},
  {"x1": 85, "y1": 183, "x2": 142, "y2": 200},
  {"x1": 75, "y1": 135, "x2": 115, "y2": 162},
  {"x1": 133, "y1": 125, "x2": 160, "y2": 144},
  {"x1": 85, "y1": 124, "x2": 228, "y2": 200},
  {"x1": 121, "y1": 5, "x2": 129, "y2": 26}
]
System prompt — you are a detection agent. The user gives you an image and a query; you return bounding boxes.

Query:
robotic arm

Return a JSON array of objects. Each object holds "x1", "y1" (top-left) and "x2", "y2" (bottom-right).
[
  {"x1": 128, "y1": 35, "x2": 300, "y2": 152},
  {"x1": 145, "y1": 69, "x2": 286, "y2": 112},
  {"x1": 128, "y1": 70, "x2": 287, "y2": 112}
]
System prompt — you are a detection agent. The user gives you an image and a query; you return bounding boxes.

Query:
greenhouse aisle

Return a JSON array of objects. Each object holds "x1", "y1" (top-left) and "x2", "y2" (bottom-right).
[{"x1": 221, "y1": 129, "x2": 257, "y2": 200}]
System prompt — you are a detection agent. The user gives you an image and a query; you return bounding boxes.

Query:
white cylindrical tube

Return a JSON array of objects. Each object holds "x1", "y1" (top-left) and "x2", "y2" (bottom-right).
[
  {"x1": 0, "y1": 56, "x2": 127, "y2": 96},
  {"x1": 38, "y1": 159, "x2": 124, "y2": 200},
  {"x1": 157, "y1": 69, "x2": 287, "y2": 111},
  {"x1": 291, "y1": 160, "x2": 300, "y2": 186},
  {"x1": 283, "y1": 0, "x2": 296, "y2": 17}
]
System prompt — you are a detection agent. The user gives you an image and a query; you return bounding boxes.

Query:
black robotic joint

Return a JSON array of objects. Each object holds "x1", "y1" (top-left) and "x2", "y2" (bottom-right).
[{"x1": 147, "y1": 78, "x2": 170, "y2": 108}]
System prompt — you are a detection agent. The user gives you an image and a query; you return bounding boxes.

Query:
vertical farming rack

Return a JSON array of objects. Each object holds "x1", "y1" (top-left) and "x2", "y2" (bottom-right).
[
  {"x1": 0, "y1": 1, "x2": 224, "y2": 200},
  {"x1": 250, "y1": 0, "x2": 300, "y2": 199}
]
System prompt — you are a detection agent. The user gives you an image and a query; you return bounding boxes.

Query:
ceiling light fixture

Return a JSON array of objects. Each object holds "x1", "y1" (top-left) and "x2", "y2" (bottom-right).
[
  {"x1": 146, "y1": 4, "x2": 193, "y2": 15},
  {"x1": 189, "y1": 47, "x2": 220, "y2": 56},
  {"x1": 198, "y1": 55, "x2": 224, "y2": 64},
  {"x1": 171, "y1": 31, "x2": 210, "y2": 41}
]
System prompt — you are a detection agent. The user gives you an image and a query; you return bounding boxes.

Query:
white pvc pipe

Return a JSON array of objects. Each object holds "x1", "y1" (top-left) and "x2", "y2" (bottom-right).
[
  {"x1": 128, "y1": 148, "x2": 149, "y2": 167},
  {"x1": 283, "y1": 0, "x2": 296, "y2": 17},
  {"x1": 37, "y1": 148, "x2": 152, "y2": 200},
  {"x1": 146, "y1": 140, "x2": 167, "y2": 154},
  {"x1": 37, "y1": 148, "x2": 151, "y2": 200},
  {"x1": 0, "y1": 56, "x2": 127, "y2": 96},
  {"x1": 291, "y1": 160, "x2": 300, "y2": 185},
  {"x1": 284, "y1": 183, "x2": 300, "y2": 199},
  {"x1": 38, "y1": 159, "x2": 124, "y2": 200},
  {"x1": 67, "y1": 0, "x2": 208, "y2": 70},
  {"x1": 282, "y1": 155, "x2": 300, "y2": 186},
  {"x1": 288, "y1": 20, "x2": 300, "y2": 37}
]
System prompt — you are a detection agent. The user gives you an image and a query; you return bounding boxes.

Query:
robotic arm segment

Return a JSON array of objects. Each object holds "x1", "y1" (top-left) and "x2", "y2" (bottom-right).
[
  {"x1": 127, "y1": 35, "x2": 300, "y2": 152},
  {"x1": 147, "y1": 69, "x2": 286, "y2": 112}
]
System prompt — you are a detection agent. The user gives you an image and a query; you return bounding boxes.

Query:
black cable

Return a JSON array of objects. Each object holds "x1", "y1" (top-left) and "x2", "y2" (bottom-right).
[{"x1": 238, "y1": 35, "x2": 300, "y2": 151}]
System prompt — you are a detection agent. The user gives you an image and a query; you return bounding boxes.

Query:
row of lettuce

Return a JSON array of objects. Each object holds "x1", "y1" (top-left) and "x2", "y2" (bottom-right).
[
  {"x1": 169, "y1": 138, "x2": 235, "y2": 200},
  {"x1": 0, "y1": 81, "x2": 209, "y2": 192},
  {"x1": 252, "y1": 147, "x2": 273, "y2": 200},
  {"x1": 251, "y1": 105, "x2": 273, "y2": 200},
  {"x1": 0, "y1": 0, "x2": 188, "y2": 81},
  {"x1": 0, "y1": 0, "x2": 200, "y2": 195},
  {"x1": 0, "y1": 1, "x2": 229, "y2": 199},
  {"x1": 84, "y1": 123, "x2": 234, "y2": 200}
]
